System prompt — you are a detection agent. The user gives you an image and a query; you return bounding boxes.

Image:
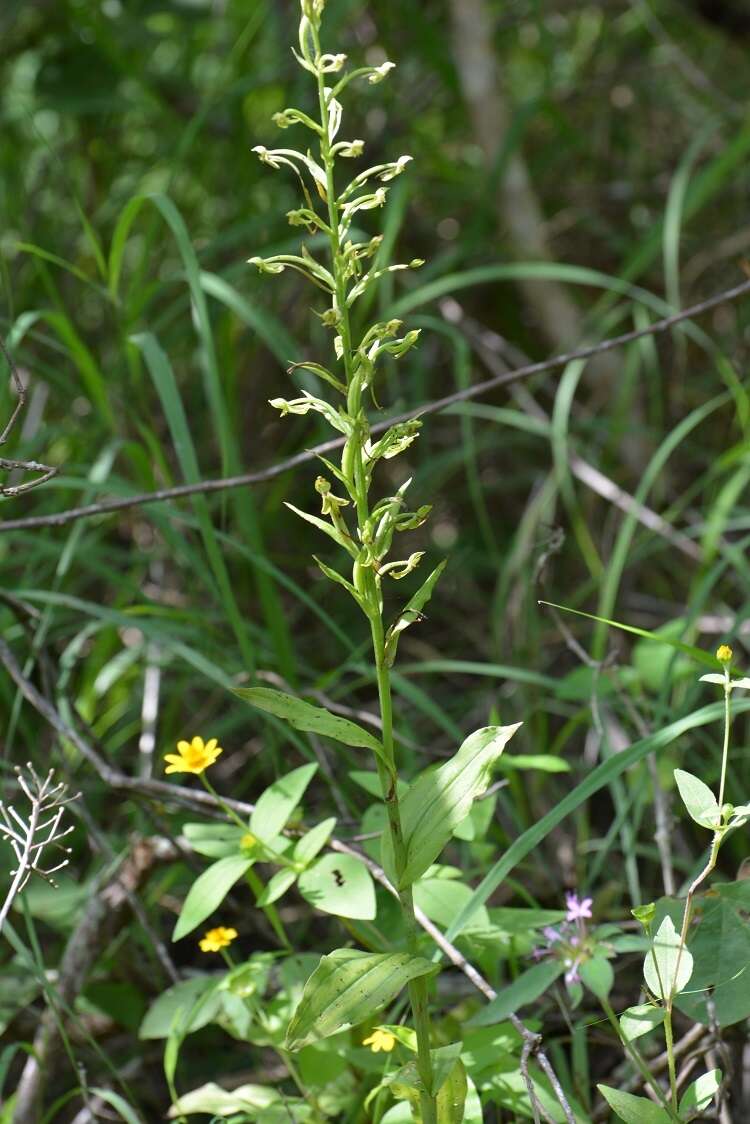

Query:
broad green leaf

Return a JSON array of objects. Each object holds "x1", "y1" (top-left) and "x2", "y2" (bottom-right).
[
  {"x1": 385, "y1": 561, "x2": 447, "y2": 666},
  {"x1": 298, "y1": 853, "x2": 376, "y2": 920},
  {"x1": 675, "y1": 883, "x2": 750, "y2": 1026},
  {"x1": 619, "y1": 1004, "x2": 666, "y2": 1043},
  {"x1": 390, "y1": 724, "x2": 521, "y2": 888},
  {"x1": 673, "y1": 769, "x2": 720, "y2": 830},
  {"x1": 182, "y1": 822, "x2": 246, "y2": 859},
  {"x1": 413, "y1": 877, "x2": 490, "y2": 932},
  {"x1": 250, "y1": 763, "x2": 318, "y2": 841},
  {"x1": 597, "y1": 1085, "x2": 671, "y2": 1123},
  {"x1": 285, "y1": 949, "x2": 437, "y2": 1050},
  {"x1": 644, "y1": 915, "x2": 693, "y2": 1000},
  {"x1": 467, "y1": 960, "x2": 564, "y2": 1027},
  {"x1": 678, "y1": 1069, "x2": 721, "y2": 1117},
  {"x1": 257, "y1": 868, "x2": 298, "y2": 906},
  {"x1": 293, "y1": 817, "x2": 337, "y2": 864},
  {"x1": 235, "y1": 686, "x2": 386, "y2": 761},
  {"x1": 168, "y1": 1082, "x2": 282, "y2": 1117},
  {"x1": 580, "y1": 953, "x2": 614, "y2": 999},
  {"x1": 139, "y1": 977, "x2": 220, "y2": 1039},
  {"x1": 172, "y1": 855, "x2": 252, "y2": 941}
]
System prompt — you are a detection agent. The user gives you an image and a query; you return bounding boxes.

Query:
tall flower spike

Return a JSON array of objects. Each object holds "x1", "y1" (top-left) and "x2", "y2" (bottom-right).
[{"x1": 0, "y1": 764, "x2": 77, "y2": 935}]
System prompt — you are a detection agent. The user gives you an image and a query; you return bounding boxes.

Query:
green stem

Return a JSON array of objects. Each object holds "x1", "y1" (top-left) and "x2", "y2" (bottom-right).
[
  {"x1": 600, "y1": 997, "x2": 679, "y2": 1121},
  {"x1": 663, "y1": 1007, "x2": 678, "y2": 1113},
  {"x1": 310, "y1": 26, "x2": 437, "y2": 1121},
  {"x1": 199, "y1": 774, "x2": 292, "y2": 950}
]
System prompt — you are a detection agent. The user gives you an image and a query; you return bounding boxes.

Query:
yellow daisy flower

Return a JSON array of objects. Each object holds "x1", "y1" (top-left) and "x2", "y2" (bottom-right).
[
  {"x1": 362, "y1": 1028, "x2": 397, "y2": 1053},
  {"x1": 716, "y1": 645, "x2": 733, "y2": 664},
  {"x1": 199, "y1": 926, "x2": 238, "y2": 953},
  {"x1": 164, "y1": 736, "x2": 223, "y2": 775}
]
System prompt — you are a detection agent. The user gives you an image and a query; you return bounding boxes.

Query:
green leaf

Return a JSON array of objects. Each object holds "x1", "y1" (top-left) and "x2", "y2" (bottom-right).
[
  {"x1": 250, "y1": 763, "x2": 318, "y2": 841},
  {"x1": 182, "y1": 822, "x2": 246, "y2": 859},
  {"x1": 619, "y1": 1004, "x2": 666, "y2": 1043},
  {"x1": 678, "y1": 1069, "x2": 721, "y2": 1117},
  {"x1": 139, "y1": 977, "x2": 221, "y2": 1039},
  {"x1": 499, "y1": 754, "x2": 570, "y2": 773},
  {"x1": 88, "y1": 1090, "x2": 143, "y2": 1124},
  {"x1": 443, "y1": 697, "x2": 750, "y2": 946},
  {"x1": 285, "y1": 949, "x2": 437, "y2": 1050},
  {"x1": 390, "y1": 724, "x2": 521, "y2": 889},
  {"x1": 436, "y1": 1058, "x2": 467, "y2": 1124},
  {"x1": 293, "y1": 818, "x2": 337, "y2": 864},
  {"x1": 673, "y1": 769, "x2": 721, "y2": 830},
  {"x1": 172, "y1": 855, "x2": 252, "y2": 941},
  {"x1": 297, "y1": 853, "x2": 376, "y2": 920},
  {"x1": 644, "y1": 915, "x2": 693, "y2": 1000},
  {"x1": 285, "y1": 501, "x2": 357, "y2": 554},
  {"x1": 467, "y1": 960, "x2": 564, "y2": 1027},
  {"x1": 384, "y1": 561, "x2": 447, "y2": 666},
  {"x1": 168, "y1": 1082, "x2": 283, "y2": 1118},
  {"x1": 538, "y1": 601, "x2": 717, "y2": 668},
  {"x1": 256, "y1": 868, "x2": 298, "y2": 906},
  {"x1": 597, "y1": 1085, "x2": 672, "y2": 1123},
  {"x1": 675, "y1": 883, "x2": 750, "y2": 1026},
  {"x1": 580, "y1": 953, "x2": 614, "y2": 1000},
  {"x1": 234, "y1": 686, "x2": 387, "y2": 762}
]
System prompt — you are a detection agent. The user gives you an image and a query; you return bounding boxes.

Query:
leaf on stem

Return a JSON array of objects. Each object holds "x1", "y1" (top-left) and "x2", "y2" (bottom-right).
[
  {"x1": 234, "y1": 686, "x2": 390, "y2": 766},
  {"x1": 386, "y1": 723, "x2": 521, "y2": 889},
  {"x1": 284, "y1": 949, "x2": 437, "y2": 1050},
  {"x1": 673, "y1": 769, "x2": 721, "y2": 830},
  {"x1": 643, "y1": 915, "x2": 693, "y2": 1000}
]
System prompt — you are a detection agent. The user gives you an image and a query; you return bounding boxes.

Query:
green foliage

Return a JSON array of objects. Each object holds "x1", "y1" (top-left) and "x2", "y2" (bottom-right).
[{"x1": 285, "y1": 949, "x2": 437, "y2": 1051}]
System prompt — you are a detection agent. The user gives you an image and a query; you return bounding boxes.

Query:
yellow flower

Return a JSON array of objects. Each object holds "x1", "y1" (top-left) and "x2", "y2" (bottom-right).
[
  {"x1": 240, "y1": 832, "x2": 258, "y2": 851},
  {"x1": 164, "y1": 736, "x2": 223, "y2": 775},
  {"x1": 716, "y1": 645, "x2": 733, "y2": 664},
  {"x1": 363, "y1": 1028, "x2": 397, "y2": 1053},
  {"x1": 199, "y1": 926, "x2": 238, "y2": 953}
]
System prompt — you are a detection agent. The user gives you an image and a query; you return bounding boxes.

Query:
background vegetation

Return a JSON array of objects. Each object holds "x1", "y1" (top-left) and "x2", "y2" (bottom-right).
[{"x1": 2, "y1": 0, "x2": 750, "y2": 1119}]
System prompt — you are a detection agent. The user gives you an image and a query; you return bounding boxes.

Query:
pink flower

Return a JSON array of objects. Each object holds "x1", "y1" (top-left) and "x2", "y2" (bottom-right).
[{"x1": 565, "y1": 892, "x2": 593, "y2": 922}]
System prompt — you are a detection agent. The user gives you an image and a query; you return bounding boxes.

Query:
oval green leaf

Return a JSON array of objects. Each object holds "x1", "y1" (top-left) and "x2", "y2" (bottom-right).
[{"x1": 297, "y1": 852, "x2": 376, "y2": 920}]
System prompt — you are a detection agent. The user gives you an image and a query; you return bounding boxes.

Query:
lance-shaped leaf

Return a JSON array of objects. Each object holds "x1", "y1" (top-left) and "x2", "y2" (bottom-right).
[
  {"x1": 597, "y1": 1086, "x2": 671, "y2": 1123},
  {"x1": 250, "y1": 763, "x2": 317, "y2": 841},
  {"x1": 388, "y1": 724, "x2": 521, "y2": 889},
  {"x1": 467, "y1": 959, "x2": 563, "y2": 1027},
  {"x1": 173, "y1": 855, "x2": 253, "y2": 941},
  {"x1": 285, "y1": 503, "x2": 356, "y2": 555},
  {"x1": 674, "y1": 769, "x2": 721, "y2": 830},
  {"x1": 385, "y1": 560, "x2": 446, "y2": 667},
  {"x1": 284, "y1": 949, "x2": 437, "y2": 1050},
  {"x1": 644, "y1": 914, "x2": 693, "y2": 1000},
  {"x1": 234, "y1": 686, "x2": 388, "y2": 766}
]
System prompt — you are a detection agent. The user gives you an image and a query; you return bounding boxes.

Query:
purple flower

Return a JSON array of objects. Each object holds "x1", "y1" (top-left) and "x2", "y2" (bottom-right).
[
  {"x1": 542, "y1": 926, "x2": 562, "y2": 944},
  {"x1": 565, "y1": 892, "x2": 593, "y2": 922}
]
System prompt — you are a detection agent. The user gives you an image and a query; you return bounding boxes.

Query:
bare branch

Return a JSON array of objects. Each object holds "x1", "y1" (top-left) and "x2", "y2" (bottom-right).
[{"x1": 1, "y1": 276, "x2": 748, "y2": 533}]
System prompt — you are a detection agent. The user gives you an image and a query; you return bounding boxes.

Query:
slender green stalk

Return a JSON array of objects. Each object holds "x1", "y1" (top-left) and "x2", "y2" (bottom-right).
[
  {"x1": 200, "y1": 774, "x2": 291, "y2": 949},
  {"x1": 599, "y1": 997, "x2": 678, "y2": 1121},
  {"x1": 308, "y1": 19, "x2": 437, "y2": 1118},
  {"x1": 250, "y1": 5, "x2": 439, "y2": 1115}
]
